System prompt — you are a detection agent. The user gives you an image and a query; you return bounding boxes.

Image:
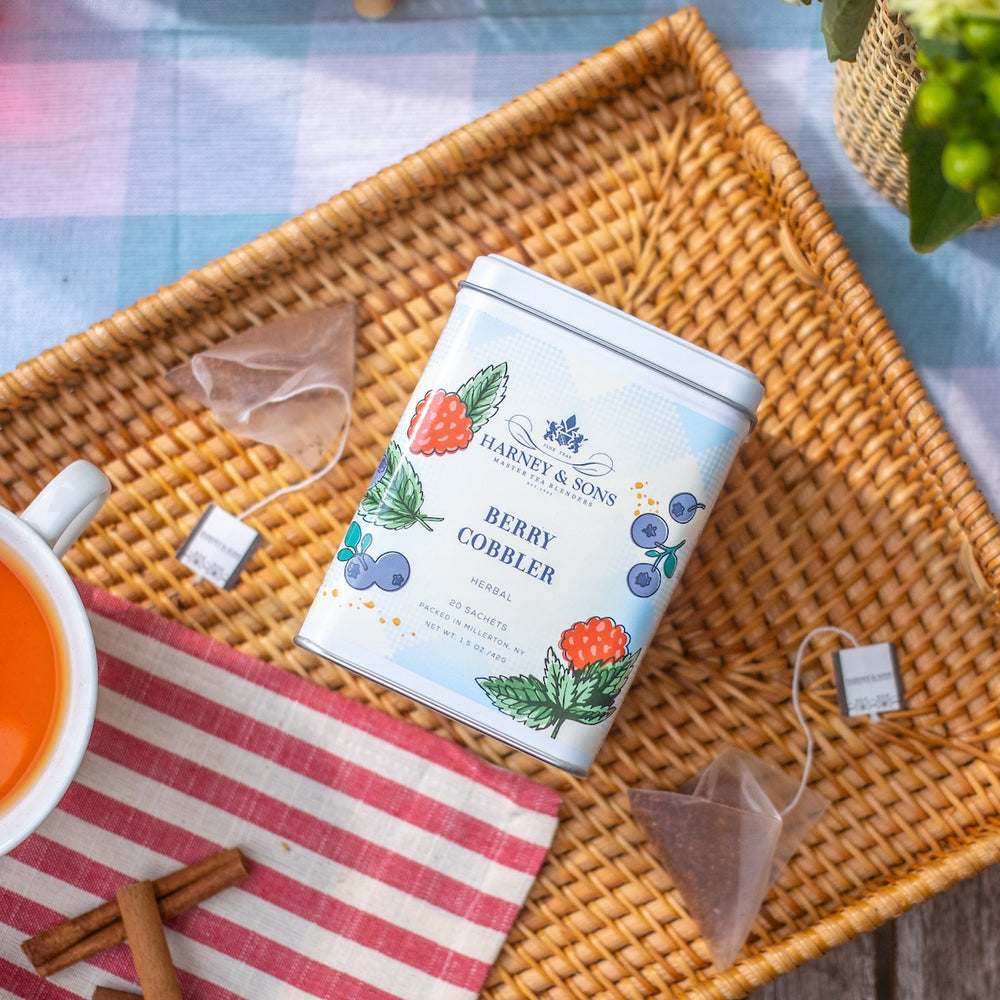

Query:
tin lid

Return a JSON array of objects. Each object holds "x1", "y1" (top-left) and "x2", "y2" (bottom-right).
[{"x1": 460, "y1": 255, "x2": 764, "y2": 425}]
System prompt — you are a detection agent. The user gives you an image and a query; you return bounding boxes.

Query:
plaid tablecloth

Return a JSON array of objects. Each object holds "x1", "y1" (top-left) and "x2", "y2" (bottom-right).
[
  {"x1": 0, "y1": 583, "x2": 560, "y2": 999},
  {"x1": 2, "y1": 2, "x2": 997, "y2": 515}
]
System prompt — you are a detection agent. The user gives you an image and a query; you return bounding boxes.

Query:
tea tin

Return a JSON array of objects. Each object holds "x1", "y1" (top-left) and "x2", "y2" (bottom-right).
[{"x1": 296, "y1": 255, "x2": 763, "y2": 775}]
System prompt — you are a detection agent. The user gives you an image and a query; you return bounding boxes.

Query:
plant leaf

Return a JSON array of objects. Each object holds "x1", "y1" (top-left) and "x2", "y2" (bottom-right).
[
  {"x1": 457, "y1": 363, "x2": 508, "y2": 433},
  {"x1": 362, "y1": 442, "x2": 402, "y2": 509},
  {"x1": 543, "y1": 648, "x2": 575, "y2": 709},
  {"x1": 476, "y1": 673, "x2": 559, "y2": 731},
  {"x1": 911, "y1": 33, "x2": 962, "y2": 61},
  {"x1": 565, "y1": 700, "x2": 618, "y2": 727},
  {"x1": 359, "y1": 441, "x2": 442, "y2": 530},
  {"x1": 379, "y1": 472, "x2": 430, "y2": 529},
  {"x1": 344, "y1": 520, "x2": 361, "y2": 550},
  {"x1": 559, "y1": 653, "x2": 640, "y2": 726},
  {"x1": 821, "y1": 0, "x2": 877, "y2": 61},
  {"x1": 477, "y1": 648, "x2": 640, "y2": 736},
  {"x1": 902, "y1": 110, "x2": 981, "y2": 252}
]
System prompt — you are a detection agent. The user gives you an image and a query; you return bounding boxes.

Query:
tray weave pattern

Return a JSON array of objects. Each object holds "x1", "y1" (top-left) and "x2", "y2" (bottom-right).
[{"x1": 4, "y1": 9, "x2": 1000, "y2": 998}]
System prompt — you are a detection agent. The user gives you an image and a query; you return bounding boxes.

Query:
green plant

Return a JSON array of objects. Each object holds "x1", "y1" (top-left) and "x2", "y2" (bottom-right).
[{"x1": 789, "y1": 0, "x2": 1000, "y2": 250}]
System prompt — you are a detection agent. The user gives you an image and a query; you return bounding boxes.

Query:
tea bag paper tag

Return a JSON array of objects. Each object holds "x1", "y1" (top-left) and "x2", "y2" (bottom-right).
[
  {"x1": 833, "y1": 642, "x2": 905, "y2": 720},
  {"x1": 177, "y1": 505, "x2": 261, "y2": 589}
]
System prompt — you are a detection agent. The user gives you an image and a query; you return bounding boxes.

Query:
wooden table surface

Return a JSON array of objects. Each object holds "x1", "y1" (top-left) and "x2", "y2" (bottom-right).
[{"x1": 751, "y1": 863, "x2": 1000, "y2": 998}]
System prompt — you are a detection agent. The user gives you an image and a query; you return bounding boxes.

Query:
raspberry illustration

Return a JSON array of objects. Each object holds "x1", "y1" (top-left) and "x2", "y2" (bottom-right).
[
  {"x1": 403, "y1": 363, "x2": 508, "y2": 458},
  {"x1": 407, "y1": 389, "x2": 474, "y2": 456},
  {"x1": 558, "y1": 617, "x2": 630, "y2": 671}
]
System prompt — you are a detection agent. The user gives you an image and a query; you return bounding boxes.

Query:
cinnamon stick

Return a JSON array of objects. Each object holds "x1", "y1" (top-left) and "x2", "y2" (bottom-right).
[
  {"x1": 93, "y1": 988, "x2": 142, "y2": 1000},
  {"x1": 117, "y1": 880, "x2": 183, "y2": 1000},
  {"x1": 22, "y1": 847, "x2": 248, "y2": 978}
]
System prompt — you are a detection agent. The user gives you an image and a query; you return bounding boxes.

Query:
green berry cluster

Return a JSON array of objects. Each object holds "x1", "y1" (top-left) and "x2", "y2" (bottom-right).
[{"x1": 913, "y1": 17, "x2": 1000, "y2": 219}]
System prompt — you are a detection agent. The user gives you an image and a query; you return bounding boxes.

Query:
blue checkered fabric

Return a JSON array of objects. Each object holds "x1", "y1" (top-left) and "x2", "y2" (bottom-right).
[{"x1": 2, "y1": 1, "x2": 997, "y2": 513}]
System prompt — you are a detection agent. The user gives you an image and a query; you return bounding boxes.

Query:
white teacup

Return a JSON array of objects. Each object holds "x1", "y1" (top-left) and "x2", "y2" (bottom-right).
[{"x1": 0, "y1": 460, "x2": 111, "y2": 856}]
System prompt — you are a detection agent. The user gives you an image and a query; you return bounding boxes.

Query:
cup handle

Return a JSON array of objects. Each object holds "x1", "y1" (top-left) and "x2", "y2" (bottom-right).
[{"x1": 21, "y1": 460, "x2": 111, "y2": 558}]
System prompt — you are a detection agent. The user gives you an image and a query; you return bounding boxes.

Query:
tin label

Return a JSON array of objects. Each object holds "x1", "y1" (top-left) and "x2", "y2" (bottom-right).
[{"x1": 297, "y1": 291, "x2": 746, "y2": 773}]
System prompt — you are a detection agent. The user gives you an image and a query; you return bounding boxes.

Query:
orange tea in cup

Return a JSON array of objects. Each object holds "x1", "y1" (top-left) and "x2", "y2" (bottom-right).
[
  {"x1": 0, "y1": 547, "x2": 67, "y2": 807},
  {"x1": 0, "y1": 460, "x2": 109, "y2": 855}
]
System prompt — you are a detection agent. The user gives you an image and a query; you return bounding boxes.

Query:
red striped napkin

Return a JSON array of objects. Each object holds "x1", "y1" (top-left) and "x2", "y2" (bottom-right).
[{"x1": 1, "y1": 583, "x2": 560, "y2": 999}]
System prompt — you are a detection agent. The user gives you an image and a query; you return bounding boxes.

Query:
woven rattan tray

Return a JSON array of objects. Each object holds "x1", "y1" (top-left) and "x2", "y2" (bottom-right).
[{"x1": 4, "y1": 8, "x2": 1000, "y2": 998}]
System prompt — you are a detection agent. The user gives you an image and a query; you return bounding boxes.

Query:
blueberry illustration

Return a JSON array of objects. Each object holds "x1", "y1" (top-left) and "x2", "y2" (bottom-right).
[
  {"x1": 375, "y1": 551, "x2": 411, "y2": 591},
  {"x1": 368, "y1": 453, "x2": 389, "y2": 489},
  {"x1": 630, "y1": 512, "x2": 668, "y2": 548},
  {"x1": 669, "y1": 492, "x2": 706, "y2": 524},
  {"x1": 345, "y1": 552, "x2": 377, "y2": 590},
  {"x1": 627, "y1": 563, "x2": 662, "y2": 598}
]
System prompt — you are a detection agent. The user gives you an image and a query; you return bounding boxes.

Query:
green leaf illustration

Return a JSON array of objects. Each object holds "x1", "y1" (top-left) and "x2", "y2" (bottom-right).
[
  {"x1": 543, "y1": 648, "x2": 575, "y2": 711},
  {"x1": 567, "y1": 652, "x2": 638, "y2": 709},
  {"x1": 457, "y1": 362, "x2": 508, "y2": 433},
  {"x1": 362, "y1": 442, "x2": 399, "y2": 508},
  {"x1": 478, "y1": 646, "x2": 641, "y2": 738},
  {"x1": 649, "y1": 539, "x2": 685, "y2": 579},
  {"x1": 476, "y1": 673, "x2": 559, "y2": 732},
  {"x1": 359, "y1": 441, "x2": 443, "y2": 531},
  {"x1": 345, "y1": 521, "x2": 362, "y2": 549}
]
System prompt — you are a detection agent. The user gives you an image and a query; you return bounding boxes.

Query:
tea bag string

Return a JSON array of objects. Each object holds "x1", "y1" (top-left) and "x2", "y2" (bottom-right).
[
  {"x1": 236, "y1": 400, "x2": 351, "y2": 522},
  {"x1": 783, "y1": 625, "x2": 860, "y2": 817}
]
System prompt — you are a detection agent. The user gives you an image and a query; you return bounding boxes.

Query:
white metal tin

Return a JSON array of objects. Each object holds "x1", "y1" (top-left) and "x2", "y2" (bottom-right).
[{"x1": 296, "y1": 255, "x2": 764, "y2": 775}]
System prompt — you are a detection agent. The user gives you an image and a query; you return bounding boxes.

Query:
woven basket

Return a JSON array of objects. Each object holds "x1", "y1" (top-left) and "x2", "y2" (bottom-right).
[
  {"x1": 834, "y1": 0, "x2": 1000, "y2": 226},
  {"x1": 3, "y1": 9, "x2": 1000, "y2": 998},
  {"x1": 833, "y1": 0, "x2": 921, "y2": 212}
]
